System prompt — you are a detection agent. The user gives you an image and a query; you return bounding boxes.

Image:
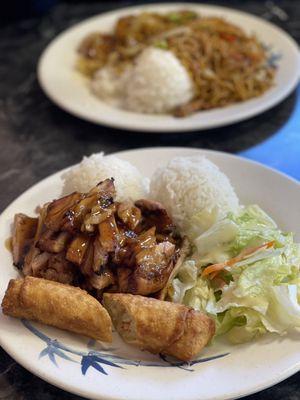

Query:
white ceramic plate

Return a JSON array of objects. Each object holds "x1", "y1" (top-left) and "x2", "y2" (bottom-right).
[
  {"x1": 0, "y1": 147, "x2": 299, "y2": 400},
  {"x1": 37, "y1": 3, "x2": 300, "y2": 132}
]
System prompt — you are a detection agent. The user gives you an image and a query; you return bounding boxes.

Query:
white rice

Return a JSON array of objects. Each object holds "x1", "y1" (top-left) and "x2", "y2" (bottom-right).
[
  {"x1": 91, "y1": 66, "x2": 131, "y2": 107},
  {"x1": 124, "y1": 47, "x2": 195, "y2": 114},
  {"x1": 62, "y1": 152, "x2": 149, "y2": 201},
  {"x1": 149, "y1": 156, "x2": 240, "y2": 236},
  {"x1": 91, "y1": 46, "x2": 195, "y2": 114}
]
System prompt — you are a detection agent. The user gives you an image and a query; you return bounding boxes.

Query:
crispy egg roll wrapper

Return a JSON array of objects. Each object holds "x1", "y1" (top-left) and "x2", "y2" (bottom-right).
[
  {"x1": 103, "y1": 293, "x2": 215, "y2": 361},
  {"x1": 1, "y1": 279, "x2": 34, "y2": 319},
  {"x1": 164, "y1": 309, "x2": 215, "y2": 361},
  {"x1": 2, "y1": 277, "x2": 112, "y2": 342}
]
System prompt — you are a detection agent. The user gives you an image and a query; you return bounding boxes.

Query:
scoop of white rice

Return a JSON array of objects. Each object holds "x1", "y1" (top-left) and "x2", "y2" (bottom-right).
[
  {"x1": 62, "y1": 153, "x2": 149, "y2": 201},
  {"x1": 149, "y1": 156, "x2": 239, "y2": 236},
  {"x1": 124, "y1": 47, "x2": 195, "y2": 114},
  {"x1": 91, "y1": 66, "x2": 131, "y2": 107}
]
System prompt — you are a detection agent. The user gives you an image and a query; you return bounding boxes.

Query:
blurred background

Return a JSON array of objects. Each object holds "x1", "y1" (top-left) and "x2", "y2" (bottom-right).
[
  {"x1": 0, "y1": 1, "x2": 299, "y2": 211},
  {"x1": 0, "y1": 0, "x2": 295, "y2": 21}
]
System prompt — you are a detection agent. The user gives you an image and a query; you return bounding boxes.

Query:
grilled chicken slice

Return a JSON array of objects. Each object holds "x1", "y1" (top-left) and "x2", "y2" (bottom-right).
[
  {"x1": 63, "y1": 178, "x2": 115, "y2": 233},
  {"x1": 118, "y1": 241, "x2": 175, "y2": 295},
  {"x1": 66, "y1": 234, "x2": 90, "y2": 265},
  {"x1": 46, "y1": 253, "x2": 76, "y2": 284},
  {"x1": 88, "y1": 268, "x2": 115, "y2": 290},
  {"x1": 134, "y1": 227, "x2": 157, "y2": 252},
  {"x1": 135, "y1": 199, "x2": 174, "y2": 233},
  {"x1": 83, "y1": 204, "x2": 116, "y2": 233},
  {"x1": 93, "y1": 238, "x2": 109, "y2": 273},
  {"x1": 45, "y1": 179, "x2": 116, "y2": 234},
  {"x1": 45, "y1": 192, "x2": 83, "y2": 232},
  {"x1": 34, "y1": 205, "x2": 48, "y2": 241},
  {"x1": 62, "y1": 195, "x2": 98, "y2": 234},
  {"x1": 94, "y1": 177, "x2": 116, "y2": 200},
  {"x1": 30, "y1": 251, "x2": 51, "y2": 275},
  {"x1": 78, "y1": 238, "x2": 113, "y2": 291},
  {"x1": 22, "y1": 205, "x2": 48, "y2": 276},
  {"x1": 113, "y1": 227, "x2": 156, "y2": 267},
  {"x1": 117, "y1": 201, "x2": 142, "y2": 230},
  {"x1": 37, "y1": 230, "x2": 71, "y2": 254},
  {"x1": 98, "y1": 214, "x2": 120, "y2": 252},
  {"x1": 80, "y1": 240, "x2": 94, "y2": 276},
  {"x1": 28, "y1": 250, "x2": 76, "y2": 284},
  {"x1": 23, "y1": 247, "x2": 43, "y2": 276},
  {"x1": 12, "y1": 213, "x2": 38, "y2": 267}
]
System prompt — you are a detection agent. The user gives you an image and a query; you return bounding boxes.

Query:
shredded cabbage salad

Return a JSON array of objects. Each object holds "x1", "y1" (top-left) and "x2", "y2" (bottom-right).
[{"x1": 169, "y1": 205, "x2": 300, "y2": 343}]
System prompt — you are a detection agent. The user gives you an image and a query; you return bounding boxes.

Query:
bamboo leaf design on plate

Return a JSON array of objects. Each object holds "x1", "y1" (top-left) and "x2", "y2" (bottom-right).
[
  {"x1": 81, "y1": 354, "x2": 123, "y2": 375},
  {"x1": 22, "y1": 319, "x2": 229, "y2": 375},
  {"x1": 39, "y1": 341, "x2": 76, "y2": 366}
]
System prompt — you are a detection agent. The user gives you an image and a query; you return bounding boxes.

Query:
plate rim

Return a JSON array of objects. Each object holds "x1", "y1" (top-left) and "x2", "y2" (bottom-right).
[
  {"x1": 37, "y1": 2, "x2": 300, "y2": 133},
  {"x1": 0, "y1": 147, "x2": 300, "y2": 400}
]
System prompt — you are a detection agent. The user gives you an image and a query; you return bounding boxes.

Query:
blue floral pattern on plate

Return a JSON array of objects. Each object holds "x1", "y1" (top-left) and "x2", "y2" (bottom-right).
[{"x1": 22, "y1": 320, "x2": 229, "y2": 375}]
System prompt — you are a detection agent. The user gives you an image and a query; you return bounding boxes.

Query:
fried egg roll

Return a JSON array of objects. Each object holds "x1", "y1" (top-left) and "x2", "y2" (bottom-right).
[
  {"x1": 2, "y1": 277, "x2": 112, "y2": 342},
  {"x1": 103, "y1": 293, "x2": 215, "y2": 361}
]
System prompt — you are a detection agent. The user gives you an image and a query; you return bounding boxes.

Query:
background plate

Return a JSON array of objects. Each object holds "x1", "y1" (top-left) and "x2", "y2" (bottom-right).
[{"x1": 37, "y1": 3, "x2": 300, "y2": 132}]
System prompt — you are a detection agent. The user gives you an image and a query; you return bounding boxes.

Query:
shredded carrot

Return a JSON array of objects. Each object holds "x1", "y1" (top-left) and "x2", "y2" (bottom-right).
[{"x1": 202, "y1": 241, "x2": 275, "y2": 278}]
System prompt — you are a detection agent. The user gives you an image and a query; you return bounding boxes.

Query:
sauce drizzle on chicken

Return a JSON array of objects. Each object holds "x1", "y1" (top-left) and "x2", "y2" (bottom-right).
[{"x1": 11, "y1": 178, "x2": 184, "y2": 298}]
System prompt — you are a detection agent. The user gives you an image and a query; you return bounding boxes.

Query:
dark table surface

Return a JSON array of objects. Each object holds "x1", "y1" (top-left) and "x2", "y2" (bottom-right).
[{"x1": 0, "y1": 1, "x2": 299, "y2": 399}]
